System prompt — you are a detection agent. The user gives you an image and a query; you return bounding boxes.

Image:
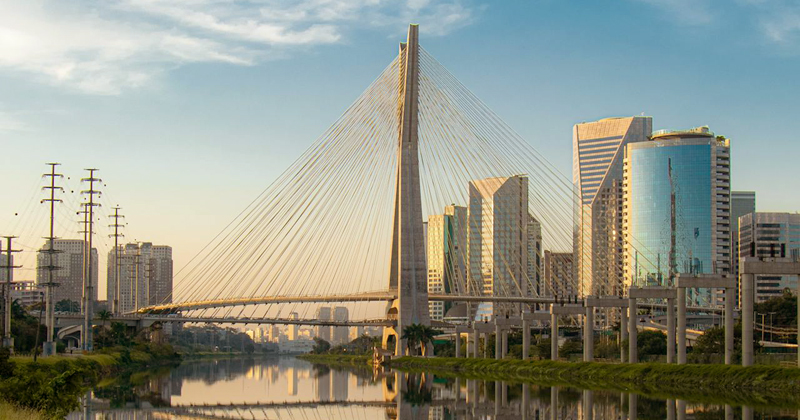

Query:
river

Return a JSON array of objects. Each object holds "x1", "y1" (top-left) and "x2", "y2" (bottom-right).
[{"x1": 67, "y1": 356, "x2": 797, "y2": 419}]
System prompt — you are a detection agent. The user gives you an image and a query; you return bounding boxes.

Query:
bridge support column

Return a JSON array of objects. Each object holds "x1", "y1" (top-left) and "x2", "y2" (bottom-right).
[
  {"x1": 455, "y1": 331, "x2": 462, "y2": 358},
  {"x1": 677, "y1": 399, "x2": 686, "y2": 420},
  {"x1": 550, "y1": 313, "x2": 558, "y2": 361},
  {"x1": 667, "y1": 297, "x2": 675, "y2": 364},
  {"x1": 584, "y1": 304, "x2": 594, "y2": 362},
  {"x1": 677, "y1": 287, "x2": 687, "y2": 364},
  {"x1": 620, "y1": 306, "x2": 627, "y2": 363},
  {"x1": 522, "y1": 318, "x2": 530, "y2": 360},
  {"x1": 725, "y1": 286, "x2": 735, "y2": 365},
  {"x1": 501, "y1": 330, "x2": 508, "y2": 358},
  {"x1": 629, "y1": 393, "x2": 638, "y2": 420},
  {"x1": 470, "y1": 327, "x2": 478, "y2": 358},
  {"x1": 628, "y1": 297, "x2": 637, "y2": 363},
  {"x1": 742, "y1": 273, "x2": 754, "y2": 367},
  {"x1": 495, "y1": 324, "x2": 502, "y2": 360}
]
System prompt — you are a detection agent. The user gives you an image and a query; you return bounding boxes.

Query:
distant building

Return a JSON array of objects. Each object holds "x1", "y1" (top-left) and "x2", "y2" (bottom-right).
[
  {"x1": 527, "y1": 214, "x2": 543, "y2": 297},
  {"x1": 332, "y1": 306, "x2": 349, "y2": 345},
  {"x1": 287, "y1": 312, "x2": 299, "y2": 340},
  {"x1": 36, "y1": 239, "x2": 98, "y2": 307},
  {"x1": 468, "y1": 175, "x2": 529, "y2": 320},
  {"x1": 731, "y1": 191, "x2": 756, "y2": 307},
  {"x1": 107, "y1": 242, "x2": 173, "y2": 313},
  {"x1": 426, "y1": 205, "x2": 467, "y2": 321},
  {"x1": 574, "y1": 116, "x2": 652, "y2": 299},
  {"x1": 624, "y1": 126, "x2": 731, "y2": 307},
  {"x1": 10, "y1": 281, "x2": 44, "y2": 308},
  {"x1": 315, "y1": 307, "x2": 332, "y2": 342},
  {"x1": 738, "y1": 212, "x2": 800, "y2": 303},
  {"x1": 543, "y1": 251, "x2": 576, "y2": 298}
]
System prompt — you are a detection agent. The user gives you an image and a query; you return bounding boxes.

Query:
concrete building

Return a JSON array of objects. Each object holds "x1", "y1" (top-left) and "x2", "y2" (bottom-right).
[
  {"x1": 10, "y1": 281, "x2": 44, "y2": 308},
  {"x1": 527, "y1": 214, "x2": 543, "y2": 297},
  {"x1": 332, "y1": 306, "x2": 349, "y2": 345},
  {"x1": 543, "y1": 251, "x2": 576, "y2": 298},
  {"x1": 624, "y1": 126, "x2": 731, "y2": 307},
  {"x1": 738, "y1": 212, "x2": 800, "y2": 302},
  {"x1": 468, "y1": 175, "x2": 529, "y2": 319},
  {"x1": 107, "y1": 242, "x2": 173, "y2": 313},
  {"x1": 731, "y1": 191, "x2": 756, "y2": 307},
  {"x1": 35, "y1": 239, "x2": 98, "y2": 307},
  {"x1": 315, "y1": 306, "x2": 332, "y2": 342},
  {"x1": 287, "y1": 312, "x2": 299, "y2": 340},
  {"x1": 574, "y1": 116, "x2": 652, "y2": 299},
  {"x1": 426, "y1": 205, "x2": 467, "y2": 321}
]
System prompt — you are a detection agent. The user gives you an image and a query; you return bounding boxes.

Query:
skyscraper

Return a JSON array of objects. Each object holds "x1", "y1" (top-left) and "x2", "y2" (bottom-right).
[
  {"x1": 624, "y1": 126, "x2": 731, "y2": 307},
  {"x1": 332, "y1": 306, "x2": 349, "y2": 345},
  {"x1": 574, "y1": 116, "x2": 652, "y2": 299},
  {"x1": 467, "y1": 175, "x2": 529, "y2": 319},
  {"x1": 543, "y1": 251, "x2": 576, "y2": 298},
  {"x1": 426, "y1": 205, "x2": 467, "y2": 321},
  {"x1": 107, "y1": 242, "x2": 173, "y2": 313},
  {"x1": 36, "y1": 239, "x2": 98, "y2": 308},
  {"x1": 315, "y1": 306, "x2": 331, "y2": 342},
  {"x1": 731, "y1": 191, "x2": 756, "y2": 307},
  {"x1": 738, "y1": 212, "x2": 800, "y2": 303},
  {"x1": 527, "y1": 214, "x2": 543, "y2": 297}
]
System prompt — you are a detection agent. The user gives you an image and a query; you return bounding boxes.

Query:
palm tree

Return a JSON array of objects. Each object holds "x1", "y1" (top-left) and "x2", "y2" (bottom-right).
[
  {"x1": 402, "y1": 324, "x2": 441, "y2": 356},
  {"x1": 97, "y1": 310, "x2": 112, "y2": 348}
]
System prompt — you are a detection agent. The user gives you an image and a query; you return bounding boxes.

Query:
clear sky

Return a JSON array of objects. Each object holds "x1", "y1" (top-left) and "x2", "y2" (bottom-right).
[{"x1": 2, "y1": 0, "x2": 799, "y2": 297}]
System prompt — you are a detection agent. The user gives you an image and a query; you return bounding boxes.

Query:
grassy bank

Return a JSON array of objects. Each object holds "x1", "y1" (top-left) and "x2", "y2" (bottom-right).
[
  {"x1": 296, "y1": 354, "x2": 371, "y2": 368},
  {"x1": 0, "y1": 401, "x2": 44, "y2": 420},
  {"x1": 388, "y1": 357, "x2": 800, "y2": 408}
]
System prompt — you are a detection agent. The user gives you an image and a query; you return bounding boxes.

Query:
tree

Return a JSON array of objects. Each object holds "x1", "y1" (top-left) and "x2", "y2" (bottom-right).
[
  {"x1": 55, "y1": 299, "x2": 80, "y2": 313},
  {"x1": 402, "y1": 324, "x2": 441, "y2": 356},
  {"x1": 559, "y1": 338, "x2": 583, "y2": 358},
  {"x1": 312, "y1": 337, "x2": 331, "y2": 354},
  {"x1": 638, "y1": 330, "x2": 667, "y2": 357}
]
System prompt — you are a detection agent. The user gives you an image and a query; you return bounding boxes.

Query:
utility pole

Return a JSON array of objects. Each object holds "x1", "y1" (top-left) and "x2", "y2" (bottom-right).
[
  {"x1": 80, "y1": 169, "x2": 101, "y2": 352},
  {"x1": 41, "y1": 163, "x2": 63, "y2": 356},
  {"x1": 1, "y1": 236, "x2": 21, "y2": 351},
  {"x1": 108, "y1": 207, "x2": 124, "y2": 315}
]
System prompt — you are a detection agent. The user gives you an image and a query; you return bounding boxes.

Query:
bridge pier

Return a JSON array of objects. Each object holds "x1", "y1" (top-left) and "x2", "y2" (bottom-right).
[
  {"x1": 620, "y1": 305, "x2": 627, "y2": 362},
  {"x1": 676, "y1": 274, "x2": 736, "y2": 365},
  {"x1": 550, "y1": 305, "x2": 583, "y2": 361},
  {"x1": 628, "y1": 287, "x2": 677, "y2": 364},
  {"x1": 584, "y1": 304, "x2": 594, "y2": 362}
]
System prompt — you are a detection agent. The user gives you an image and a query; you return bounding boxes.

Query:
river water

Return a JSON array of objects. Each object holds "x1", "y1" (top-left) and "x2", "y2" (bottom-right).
[{"x1": 68, "y1": 356, "x2": 797, "y2": 419}]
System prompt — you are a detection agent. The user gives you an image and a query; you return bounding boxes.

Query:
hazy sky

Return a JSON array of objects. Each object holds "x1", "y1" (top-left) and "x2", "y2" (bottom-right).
[{"x1": 2, "y1": 0, "x2": 799, "y2": 297}]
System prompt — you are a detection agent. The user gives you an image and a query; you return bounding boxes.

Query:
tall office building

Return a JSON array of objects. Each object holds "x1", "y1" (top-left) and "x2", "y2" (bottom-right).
[
  {"x1": 426, "y1": 205, "x2": 467, "y2": 321},
  {"x1": 107, "y1": 242, "x2": 173, "y2": 313},
  {"x1": 731, "y1": 191, "x2": 756, "y2": 307},
  {"x1": 288, "y1": 312, "x2": 299, "y2": 340},
  {"x1": 527, "y1": 214, "x2": 543, "y2": 297},
  {"x1": 36, "y1": 239, "x2": 98, "y2": 307},
  {"x1": 315, "y1": 306, "x2": 332, "y2": 342},
  {"x1": 738, "y1": 212, "x2": 800, "y2": 303},
  {"x1": 467, "y1": 175, "x2": 529, "y2": 319},
  {"x1": 332, "y1": 306, "x2": 349, "y2": 345},
  {"x1": 574, "y1": 116, "x2": 652, "y2": 299},
  {"x1": 543, "y1": 251, "x2": 576, "y2": 298},
  {"x1": 624, "y1": 126, "x2": 731, "y2": 307}
]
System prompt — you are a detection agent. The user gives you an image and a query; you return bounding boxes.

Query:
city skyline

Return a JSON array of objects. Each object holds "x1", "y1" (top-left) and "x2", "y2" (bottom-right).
[{"x1": 2, "y1": 1, "x2": 800, "y2": 291}]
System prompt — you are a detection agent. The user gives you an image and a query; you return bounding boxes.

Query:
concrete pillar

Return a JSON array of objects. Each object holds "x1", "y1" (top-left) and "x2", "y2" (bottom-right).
[
  {"x1": 501, "y1": 330, "x2": 508, "y2": 358},
  {"x1": 667, "y1": 297, "x2": 675, "y2": 364},
  {"x1": 628, "y1": 393, "x2": 637, "y2": 420},
  {"x1": 742, "y1": 406, "x2": 753, "y2": 420},
  {"x1": 677, "y1": 287, "x2": 687, "y2": 364},
  {"x1": 522, "y1": 318, "x2": 531, "y2": 360},
  {"x1": 522, "y1": 385, "x2": 530, "y2": 420},
  {"x1": 667, "y1": 400, "x2": 676, "y2": 420},
  {"x1": 724, "y1": 404, "x2": 733, "y2": 420},
  {"x1": 495, "y1": 324, "x2": 502, "y2": 360},
  {"x1": 583, "y1": 390, "x2": 594, "y2": 420},
  {"x1": 584, "y1": 305, "x2": 594, "y2": 362},
  {"x1": 724, "y1": 286, "x2": 735, "y2": 365},
  {"x1": 677, "y1": 400, "x2": 686, "y2": 420},
  {"x1": 551, "y1": 313, "x2": 558, "y2": 361},
  {"x1": 494, "y1": 381, "x2": 501, "y2": 416},
  {"x1": 742, "y1": 273, "x2": 754, "y2": 367},
  {"x1": 550, "y1": 386, "x2": 558, "y2": 420},
  {"x1": 482, "y1": 333, "x2": 488, "y2": 358},
  {"x1": 620, "y1": 306, "x2": 628, "y2": 363},
  {"x1": 455, "y1": 331, "x2": 462, "y2": 358},
  {"x1": 455, "y1": 377, "x2": 461, "y2": 401},
  {"x1": 628, "y1": 298, "x2": 637, "y2": 363}
]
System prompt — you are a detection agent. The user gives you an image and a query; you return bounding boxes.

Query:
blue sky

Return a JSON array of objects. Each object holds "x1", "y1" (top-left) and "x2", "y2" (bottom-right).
[{"x1": 1, "y1": 0, "x2": 799, "y2": 291}]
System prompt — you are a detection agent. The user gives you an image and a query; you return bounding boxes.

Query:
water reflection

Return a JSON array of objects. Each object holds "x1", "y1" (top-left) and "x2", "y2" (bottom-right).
[{"x1": 68, "y1": 357, "x2": 798, "y2": 420}]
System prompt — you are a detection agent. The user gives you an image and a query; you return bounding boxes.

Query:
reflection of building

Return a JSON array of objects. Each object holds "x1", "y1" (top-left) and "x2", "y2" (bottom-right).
[
  {"x1": 332, "y1": 306, "x2": 349, "y2": 345},
  {"x1": 315, "y1": 371, "x2": 330, "y2": 402},
  {"x1": 543, "y1": 251, "x2": 576, "y2": 298},
  {"x1": 107, "y1": 242, "x2": 172, "y2": 313},
  {"x1": 331, "y1": 369, "x2": 348, "y2": 401},
  {"x1": 287, "y1": 367, "x2": 297, "y2": 396},
  {"x1": 468, "y1": 176, "x2": 529, "y2": 319},
  {"x1": 315, "y1": 307, "x2": 331, "y2": 342},
  {"x1": 427, "y1": 205, "x2": 467, "y2": 321},
  {"x1": 624, "y1": 127, "x2": 731, "y2": 307},
  {"x1": 36, "y1": 239, "x2": 98, "y2": 306},
  {"x1": 738, "y1": 212, "x2": 800, "y2": 303},
  {"x1": 731, "y1": 191, "x2": 756, "y2": 307},
  {"x1": 574, "y1": 116, "x2": 651, "y2": 299}
]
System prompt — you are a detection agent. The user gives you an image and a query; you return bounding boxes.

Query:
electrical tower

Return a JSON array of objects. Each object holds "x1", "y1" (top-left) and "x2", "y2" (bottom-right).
[
  {"x1": 109, "y1": 207, "x2": 124, "y2": 315},
  {"x1": 79, "y1": 168, "x2": 101, "y2": 351},
  {"x1": 40, "y1": 163, "x2": 63, "y2": 356},
  {"x1": 0, "y1": 236, "x2": 21, "y2": 351}
]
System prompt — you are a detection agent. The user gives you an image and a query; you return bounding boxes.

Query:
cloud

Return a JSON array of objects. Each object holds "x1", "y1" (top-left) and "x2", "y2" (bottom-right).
[
  {"x1": 740, "y1": 0, "x2": 800, "y2": 44},
  {"x1": 0, "y1": 111, "x2": 29, "y2": 132},
  {"x1": 0, "y1": 0, "x2": 477, "y2": 95},
  {"x1": 632, "y1": 0, "x2": 715, "y2": 25}
]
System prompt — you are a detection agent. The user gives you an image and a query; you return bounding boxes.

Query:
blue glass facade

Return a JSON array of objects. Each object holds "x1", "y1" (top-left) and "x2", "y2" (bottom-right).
[{"x1": 627, "y1": 143, "x2": 714, "y2": 285}]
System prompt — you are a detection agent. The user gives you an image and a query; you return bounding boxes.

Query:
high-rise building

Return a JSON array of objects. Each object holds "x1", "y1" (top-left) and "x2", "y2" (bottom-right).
[
  {"x1": 738, "y1": 212, "x2": 800, "y2": 303},
  {"x1": 467, "y1": 175, "x2": 529, "y2": 319},
  {"x1": 36, "y1": 239, "x2": 98, "y2": 307},
  {"x1": 543, "y1": 251, "x2": 576, "y2": 298},
  {"x1": 10, "y1": 281, "x2": 44, "y2": 308},
  {"x1": 426, "y1": 205, "x2": 467, "y2": 321},
  {"x1": 288, "y1": 312, "x2": 299, "y2": 340},
  {"x1": 574, "y1": 116, "x2": 652, "y2": 299},
  {"x1": 624, "y1": 126, "x2": 731, "y2": 307},
  {"x1": 332, "y1": 306, "x2": 349, "y2": 345},
  {"x1": 527, "y1": 214, "x2": 543, "y2": 297},
  {"x1": 107, "y1": 242, "x2": 173, "y2": 313},
  {"x1": 315, "y1": 306, "x2": 331, "y2": 342},
  {"x1": 731, "y1": 191, "x2": 756, "y2": 307}
]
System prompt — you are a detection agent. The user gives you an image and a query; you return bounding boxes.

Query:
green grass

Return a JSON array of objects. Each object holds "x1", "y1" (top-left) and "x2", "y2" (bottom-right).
[
  {"x1": 296, "y1": 354, "x2": 371, "y2": 367},
  {"x1": 0, "y1": 401, "x2": 44, "y2": 420}
]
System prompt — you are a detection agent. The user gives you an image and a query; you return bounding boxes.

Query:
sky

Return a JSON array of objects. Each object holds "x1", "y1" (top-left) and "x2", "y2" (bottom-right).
[{"x1": 1, "y1": 0, "x2": 799, "y2": 298}]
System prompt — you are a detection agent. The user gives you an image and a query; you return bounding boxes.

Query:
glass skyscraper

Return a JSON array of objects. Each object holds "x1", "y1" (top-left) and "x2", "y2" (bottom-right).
[{"x1": 623, "y1": 126, "x2": 731, "y2": 307}]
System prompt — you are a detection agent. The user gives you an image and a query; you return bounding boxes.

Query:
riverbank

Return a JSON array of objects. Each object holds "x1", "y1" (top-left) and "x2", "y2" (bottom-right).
[
  {"x1": 0, "y1": 401, "x2": 44, "y2": 420},
  {"x1": 296, "y1": 354, "x2": 371, "y2": 368},
  {"x1": 1, "y1": 344, "x2": 180, "y2": 418}
]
